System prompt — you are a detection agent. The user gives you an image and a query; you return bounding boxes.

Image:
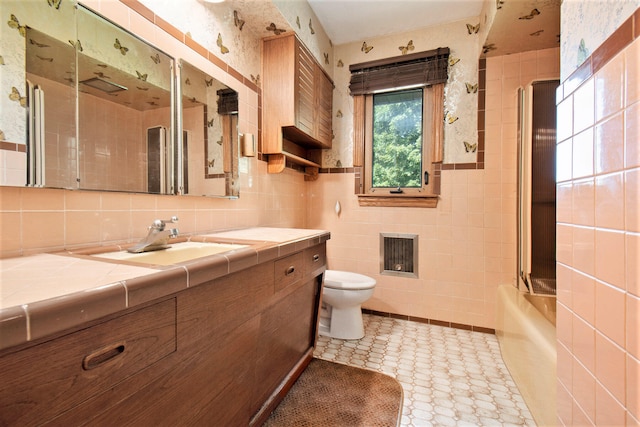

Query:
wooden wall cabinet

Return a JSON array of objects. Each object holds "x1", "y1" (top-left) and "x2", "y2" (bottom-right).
[
  {"x1": 0, "y1": 243, "x2": 326, "y2": 426},
  {"x1": 262, "y1": 33, "x2": 334, "y2": 175}
]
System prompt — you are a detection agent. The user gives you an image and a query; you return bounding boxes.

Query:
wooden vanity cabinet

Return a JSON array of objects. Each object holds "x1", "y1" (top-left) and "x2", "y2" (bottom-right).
[
  {"x1": 0, "y1": 243, "x2": 326, "y2": 426},
  {"x1": 0, "y1": 298, "x2": 178, "y2": 426},
  {"x1": 262, "y1": 32, "x2": 334, "y2": 174}
]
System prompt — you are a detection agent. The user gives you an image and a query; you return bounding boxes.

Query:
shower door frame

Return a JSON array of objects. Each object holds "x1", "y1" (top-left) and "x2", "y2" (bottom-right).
[{"x1": 517, "y1": 79, "x2": 559, "y2": 295}]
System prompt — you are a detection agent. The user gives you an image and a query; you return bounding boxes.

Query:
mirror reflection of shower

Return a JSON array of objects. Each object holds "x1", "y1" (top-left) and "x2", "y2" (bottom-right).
[
  {"x1": 147, "y1": 126, "x2": 173, "y2": 194},
  {"x1": 517, "y1": 80, "x2": 559, "y2": 296}
]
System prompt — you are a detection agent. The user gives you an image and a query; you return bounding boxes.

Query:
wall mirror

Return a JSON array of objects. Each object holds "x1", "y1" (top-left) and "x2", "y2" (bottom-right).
[
  {"x1": 23, "y1": 4, "x2": 175, "y2": 194},
  {"x1": 10, "y1": 2, "x2": 241, "y2": 197},
  {"x1": 76, "y1": 6, "x2": 174, "y2": 194},
  {"x1": 179, "y1": 60, "x2": 239, "y2": 198}
]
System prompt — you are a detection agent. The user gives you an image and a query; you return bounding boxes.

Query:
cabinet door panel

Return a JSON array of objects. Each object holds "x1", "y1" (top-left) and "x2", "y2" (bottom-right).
[
  {"x1": 315, "y1": 68, "x2": 334, "y2": 147},
  {"x1": 0, "y1": 299, "x2": 176, "y2": 426},
  {"x1": 252, "y1": 277, "x2": 320, "y2": 412},
  {"x1": 296, "y1": 45, "x2": 315, "y2": 137},
  {"x1": 82, "y1": 315, "x2": 261, "y2": 427}
]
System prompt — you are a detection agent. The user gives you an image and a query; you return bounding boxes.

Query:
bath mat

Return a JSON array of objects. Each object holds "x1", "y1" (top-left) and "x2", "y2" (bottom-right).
[{"x1": 263, "y1": 358, "x2": 403, "y2": 427}]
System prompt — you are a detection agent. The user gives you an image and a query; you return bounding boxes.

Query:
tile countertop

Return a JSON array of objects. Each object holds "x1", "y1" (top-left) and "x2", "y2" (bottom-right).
[{"x1": 0, "y1": 227, "x2": 329, "y2": 351}]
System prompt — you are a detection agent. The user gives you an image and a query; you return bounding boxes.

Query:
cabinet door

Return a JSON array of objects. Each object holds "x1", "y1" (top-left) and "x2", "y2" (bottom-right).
[
  {"x1": 295, "y1": 41, "x2": 315, "y2": 138},
  {"x1": 315, "y1": 67, "x2": 333, "y2": 148},
  {"x1": 252, "y1": 276, "x2": 321, "y2": 413},
  {"x1": 0, "y1": 299, "x2": 176, "y2": 426}
]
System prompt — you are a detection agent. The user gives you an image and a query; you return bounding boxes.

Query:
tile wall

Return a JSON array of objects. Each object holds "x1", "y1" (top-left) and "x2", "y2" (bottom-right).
[
  {"x1": 555, "y1": 11, "x2": 640, "y2": 426},
  {"x1": 78, "y1": 92, "x2": 153, "y2": 192},
  {"x1": 0, "y1": 0, "x2": 309, "y2": 259},
  {"x1": 0, "y1": 163, "x2": 308, "y2": 258},
  {"x1": 306, "y1": 47, "x2": 560, "y2": 330}
]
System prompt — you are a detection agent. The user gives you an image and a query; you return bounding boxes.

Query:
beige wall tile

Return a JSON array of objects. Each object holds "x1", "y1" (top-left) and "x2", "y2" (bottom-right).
[
  {"x1": 594, "y1": 172, "x2": 625, "y2": 230},
  {"x1": 626, "y1": 168, "x2": 640, "y2": 232},
  {"x1": 572, "y1": 356, "x2": 596, "y2": 422},
  {"x1": 21, "y1": 187, "x2": 64, "y2": 211},
  {"x1": 595, "y1": 332, "x2": 626, "y2": 411},
  {"x1": 572, "y1": 226, "x2": 595, "y2": 276},
  {"x1": 572, "y1": 128, "x2": 595, "y2": 179},
  {"x1": 573, "y1": 79, "x2": 595, "y2": 134},
  {"x1": 595, "y1": 280, "x2": 626, "y2": 347},
  {"x1": 627, "y1": 232, "x2": 640, "y2": 297},
  {"x1": 594, "y1": 229, "x2": 626, "y2": 289},
  {"x1": 559, "y1": 31, "x2": 638, "y2": 424},
  {"x1": 594, "y1": 381, "x2": 626, "y2": 426},
  {"x1": 0, "y1": 211, "x2": 22, "y2": 256},
  {"x1": 595, "y1": 51, "x2": 625, "y2": 122},
  {"x1": 628, "y1": 353, "x2": 640, "y2": 420},
  {"x1": 595, "y1": 112, "x2": 624, "y2": 175},
  {"x1": 572, "y1": 178, "x2": 595, "y2": 226},
  {"x1": 573, "y1": 314, "x2": 596, "y2": 371},
  {"x1": 572, "y1": 270, "x2": 595, "y2": 324},
  {"x1": 22, "y1": 212, "x2": 65, "y2": 251}
]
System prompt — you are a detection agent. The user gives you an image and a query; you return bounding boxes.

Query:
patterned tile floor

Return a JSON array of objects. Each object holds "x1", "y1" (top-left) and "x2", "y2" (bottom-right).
[{"x1": 314, "y1": 314, "x2": 536, "y2": 427}]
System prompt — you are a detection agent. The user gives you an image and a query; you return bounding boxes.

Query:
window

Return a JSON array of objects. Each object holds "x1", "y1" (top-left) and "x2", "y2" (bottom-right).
[
  {"x1": 366, "y1": 88, "x2": 428, "y2": 193},
  {"x1": 350, "y1": 48, "x2": 448, "y2": 207}
]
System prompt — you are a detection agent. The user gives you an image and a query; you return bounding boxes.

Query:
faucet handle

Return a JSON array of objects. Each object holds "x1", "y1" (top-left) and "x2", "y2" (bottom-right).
[{"x1": 149, "y1": 216, "x2": 178, "y2": 230}]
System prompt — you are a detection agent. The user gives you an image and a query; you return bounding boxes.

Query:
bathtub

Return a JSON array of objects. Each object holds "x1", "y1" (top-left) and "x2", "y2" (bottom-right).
[{"x1": 496, "y1": 285, "x2": 557, "y2": 427}]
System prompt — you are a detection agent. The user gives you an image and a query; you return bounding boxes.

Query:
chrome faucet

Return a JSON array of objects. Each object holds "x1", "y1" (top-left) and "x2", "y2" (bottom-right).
[{"x1": 127, "y1": 216, "x2": 179, "y2": 253}]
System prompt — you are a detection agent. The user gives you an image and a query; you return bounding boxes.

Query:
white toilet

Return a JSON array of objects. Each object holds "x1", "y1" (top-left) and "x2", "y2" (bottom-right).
[{"x1": 319, "y1": 270, "x2": 376, "y2": 340}]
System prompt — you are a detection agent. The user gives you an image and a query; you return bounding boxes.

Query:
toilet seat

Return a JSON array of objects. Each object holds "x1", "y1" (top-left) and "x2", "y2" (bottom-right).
[{"x1": 324, "y1": 270, "x2": 376, "y2": 291}]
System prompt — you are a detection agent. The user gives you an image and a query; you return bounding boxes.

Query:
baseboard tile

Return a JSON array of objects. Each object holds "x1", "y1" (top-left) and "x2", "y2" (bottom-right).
[{"x1": 362, "y1": 309, "x2": 496, "y2": 334}]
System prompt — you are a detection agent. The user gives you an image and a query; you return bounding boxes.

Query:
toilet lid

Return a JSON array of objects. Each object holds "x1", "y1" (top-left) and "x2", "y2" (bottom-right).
[{"x1": 323, "y1": 270, "x2": 376, "y2": 290}]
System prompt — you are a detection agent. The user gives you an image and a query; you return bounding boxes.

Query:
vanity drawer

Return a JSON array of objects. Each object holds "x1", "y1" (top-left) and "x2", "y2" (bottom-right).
[
  {"x1": 0, "y1": 298, "x2": 177, "y2": 426},
  {"x1": 304, "y1": 243, "x2": 326, "y2": 276},
  {"x1": 274, "y1": 252, "x2": 303, "y2": 292}
]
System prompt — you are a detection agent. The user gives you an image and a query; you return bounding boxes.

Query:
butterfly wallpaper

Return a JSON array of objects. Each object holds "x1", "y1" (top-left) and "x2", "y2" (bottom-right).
[
  {"x1": 324, "y1": 17, "x2": 483, "y2": 167},
  {"x1": 559, "y1": 0, "x2": 634, "y2": 82},
  {"x1": 483, "y1": 0, "x2": 560, "y2": 59},
  {"x1": 1, "y1": 0, "x2": 77, "y2": 145},
  {"x1": 180, "y1": 60, "x2": 229, "y2": 176}
]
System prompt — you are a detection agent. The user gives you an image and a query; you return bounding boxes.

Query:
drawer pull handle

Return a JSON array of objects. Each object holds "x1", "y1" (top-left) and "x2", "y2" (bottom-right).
[
  {"x1": 312, "y1": 254, "x2": 320, "y2": 262},
  {"x1": 285, "y1": 266, "x2": 295, "y2": 276},
  {"x1": 83, "y1": 343, "x2": 126, "y2": 370}
]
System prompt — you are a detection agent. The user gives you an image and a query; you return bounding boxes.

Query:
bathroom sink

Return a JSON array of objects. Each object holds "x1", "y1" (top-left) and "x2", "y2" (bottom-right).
[{"x1": 92, "y1": 241, "x2": 248, "y2": 266}]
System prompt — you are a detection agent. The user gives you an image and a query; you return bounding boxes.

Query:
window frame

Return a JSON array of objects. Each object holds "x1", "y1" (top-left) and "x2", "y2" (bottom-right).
[
  {"x1": 354, "y1": 84, "x2": 444, "y2": 208},
  {"x1": 363, "y1": 87, "x2": 434, "y2": 196}
]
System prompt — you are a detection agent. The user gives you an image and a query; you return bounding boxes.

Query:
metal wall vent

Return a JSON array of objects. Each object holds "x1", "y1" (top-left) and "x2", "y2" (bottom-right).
[{"x1": 380, "y1": 233, "x2": 418, "y2": 278}]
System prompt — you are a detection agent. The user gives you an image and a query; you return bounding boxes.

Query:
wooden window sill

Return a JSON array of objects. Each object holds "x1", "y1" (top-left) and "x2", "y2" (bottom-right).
[{"x1": 357, "y1": 194, "x2": 439, "y2": 208}]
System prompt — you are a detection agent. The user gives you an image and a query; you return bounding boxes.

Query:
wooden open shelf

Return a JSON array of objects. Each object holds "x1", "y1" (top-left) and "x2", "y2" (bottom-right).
[{"x1": 267, "y1": 153, "x2": 320, "y2": 178}]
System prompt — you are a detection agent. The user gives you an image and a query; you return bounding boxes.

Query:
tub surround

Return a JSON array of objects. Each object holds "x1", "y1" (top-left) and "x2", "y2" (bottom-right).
[
  {"x1": 0, "y1": 227, "x2": 329, "y2": 351},
  {"x1": 496, "y1": 285, "x2": 557, "y2": 427},
  {"x1": 555, "y1": 7, "x2": 639, "y2": 426}
]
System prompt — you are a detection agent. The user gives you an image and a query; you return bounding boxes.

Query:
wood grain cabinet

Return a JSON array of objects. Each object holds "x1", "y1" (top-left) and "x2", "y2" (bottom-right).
[
  {"x1": 0, "y1": 243, "x2": 326, "y2": 426},
  {"x1": 0, "y1": 299, "x2": 177, "y2": 426},
  {"x1": 262, "y1": 33, "x2": 334, "y2": 176}
]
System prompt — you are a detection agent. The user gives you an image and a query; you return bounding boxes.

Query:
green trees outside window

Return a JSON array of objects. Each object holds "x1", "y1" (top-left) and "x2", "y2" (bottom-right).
[{"x1": 372, "y1": 88, "x2": 423, "y2": 188}]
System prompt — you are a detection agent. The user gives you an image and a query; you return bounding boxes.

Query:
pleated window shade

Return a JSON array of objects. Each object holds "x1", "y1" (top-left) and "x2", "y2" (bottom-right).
[
  {"x1": 349, "y1": 47, "x2": 450, "y2": 95},
  {"x1": 216, "y1": 88, "x2": 238, "y2": 115}
]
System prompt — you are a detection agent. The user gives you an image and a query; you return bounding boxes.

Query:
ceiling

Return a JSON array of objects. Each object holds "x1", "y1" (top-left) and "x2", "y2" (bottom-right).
[
  {"x1": 306, "y1": 0, "x2": 560, "y2": 56},
  {"x1": 482, "y1": 0, "x2": 560, "y2": 57},
  {"x1": 307, "y1": 0, "x2": 484, "y2": 45}
]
